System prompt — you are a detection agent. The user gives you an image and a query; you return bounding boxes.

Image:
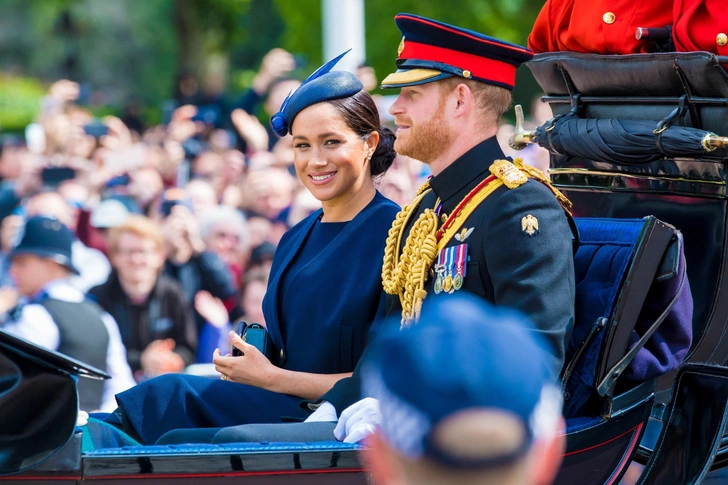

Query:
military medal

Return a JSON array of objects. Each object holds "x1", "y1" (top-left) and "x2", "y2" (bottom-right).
[
  {"x1": 453, "y1": 244, "x2": 468, "y2": 291},
  {"x1": 434, "y1": 264, "x2": 445, "y2": 294},
  {"x1": 443, "y1": 274, "x2": 453, "y2": 293},
  {"x1": 443, "y1": 246, "x2": 457, "y2": 294}
]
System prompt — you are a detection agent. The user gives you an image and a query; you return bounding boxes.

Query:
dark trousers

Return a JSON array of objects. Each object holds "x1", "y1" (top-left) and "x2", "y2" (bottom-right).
[{"x1": 112, "y1": 374, "x2": 308, "y2": 444}]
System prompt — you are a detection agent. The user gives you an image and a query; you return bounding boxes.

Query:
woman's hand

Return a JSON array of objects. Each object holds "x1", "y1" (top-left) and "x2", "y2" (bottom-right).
[{"x1": 212, "y1": 331, "x2": 280, "y2": 391}]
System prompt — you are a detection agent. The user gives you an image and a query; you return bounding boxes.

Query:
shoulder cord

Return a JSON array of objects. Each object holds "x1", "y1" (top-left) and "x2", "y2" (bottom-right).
[{"x1": 382, "y1": 159, "x2": 572, "y2": 327}]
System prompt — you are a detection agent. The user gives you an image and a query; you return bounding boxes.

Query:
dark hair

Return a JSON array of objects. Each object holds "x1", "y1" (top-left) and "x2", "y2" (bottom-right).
[{"x1": 328, "y1": 91, "x2": 396, "y2": 177}]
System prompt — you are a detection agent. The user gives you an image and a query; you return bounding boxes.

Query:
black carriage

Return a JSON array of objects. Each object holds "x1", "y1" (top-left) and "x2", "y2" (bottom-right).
[{"x1": 4, "y1": 51, "x2": 728, "y2": 485}]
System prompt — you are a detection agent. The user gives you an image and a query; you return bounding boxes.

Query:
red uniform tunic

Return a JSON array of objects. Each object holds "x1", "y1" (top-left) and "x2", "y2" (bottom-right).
[
  {"x1": 673, "y1": 0, "x2": 728, "y2": 56},
  {"x1": 529, "y1": 0, "x2": 673, "y2": 54}
]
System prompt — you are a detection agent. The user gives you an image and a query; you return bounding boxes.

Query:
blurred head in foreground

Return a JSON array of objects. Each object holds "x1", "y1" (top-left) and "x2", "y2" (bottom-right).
[{"x1": 363, "y1": 294, "x2": 565, "y2": 485}]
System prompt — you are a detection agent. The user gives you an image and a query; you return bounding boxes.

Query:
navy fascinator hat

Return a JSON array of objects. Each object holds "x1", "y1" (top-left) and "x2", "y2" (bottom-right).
[{"x1": 270, "y1": 50, "x2": 363, "y2": 137}]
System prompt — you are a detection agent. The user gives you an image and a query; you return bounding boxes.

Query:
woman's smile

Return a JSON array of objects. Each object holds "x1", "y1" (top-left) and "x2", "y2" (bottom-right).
[{"x1": 309, "y1": 171, "x2": 337, "y2": 185}]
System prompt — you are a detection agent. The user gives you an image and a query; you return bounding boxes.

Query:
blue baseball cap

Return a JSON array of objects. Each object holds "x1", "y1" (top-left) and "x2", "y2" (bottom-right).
[
  {"x1": 9, "y1": 216, "x2": 79, "y2": 275},
  {"x1": 381, "y1": 13, "x2": 534, "y2": 90},
  {"x1": 270, "y1": 50, "x2": 363, "y2": 137},
  {"x1": 362, "y1": 293, "x2": 562, "y2": 469}
]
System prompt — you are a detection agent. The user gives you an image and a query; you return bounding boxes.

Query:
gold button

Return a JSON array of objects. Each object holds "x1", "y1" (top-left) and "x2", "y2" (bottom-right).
[
  {"x1": 280, "y1": 349, "x2": 284, "y2": 360},
  {"x1": 602, "y1": 12, "x2": 616, "y2": 24},
  {"x1": 441, "y1": 213, "x2": 448, "y2": 223},
  {"x1": 718, "y1": 33, "x2": 728, "y2": 47},
  {"x1": 462, "y1": 70, "x2": 472, "y2": 78}
]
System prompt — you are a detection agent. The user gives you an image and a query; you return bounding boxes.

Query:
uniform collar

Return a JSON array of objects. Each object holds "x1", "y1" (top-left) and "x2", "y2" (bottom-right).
[{"x1": 428, "y1": 136, "x2": 506, "y2": 208}]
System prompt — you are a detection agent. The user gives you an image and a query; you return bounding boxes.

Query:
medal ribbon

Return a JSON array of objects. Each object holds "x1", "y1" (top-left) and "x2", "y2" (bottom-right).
[{"x1": 456, "y1": 244, "x2": 468, "y2": 277}]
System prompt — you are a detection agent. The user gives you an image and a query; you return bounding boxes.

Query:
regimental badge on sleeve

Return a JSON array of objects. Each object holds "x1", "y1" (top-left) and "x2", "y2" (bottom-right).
[{"x1": 521, "y1": 214, "x2": 539, "y2": 236}]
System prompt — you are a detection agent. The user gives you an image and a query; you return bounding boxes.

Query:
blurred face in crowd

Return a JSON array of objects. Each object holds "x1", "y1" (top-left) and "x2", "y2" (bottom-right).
[
  {"x1": 110, "y1": 231, "x2": 165, "y2": 285},
  {"x1": 241, "y1": 279, "x2": 267, "y2": 327},
  {"x1": 129, "y1": 167, "x2": 164, "y2": 210},
  {"x1": 242, "y1": 169, "x2": 295, "y2": 220},
  {"x1": 205, "y1": 221, "x2": 244, "y2": 267},
  {"x1": 192, "y1": 152, "x2": 225, "y2": 195},
  {"x1": 10, "y1": 255, "x2": 69, "y2": 297},
  {"x1": 265, "y1": 79, "x2": 302, "y2": 117},
  {"x1": 0, "y1": 143, "x2": 29, "y2": 180},
  {"x1": 291, "y1": 102, "x2": 378, "y2": 208},
  {"x1": 246, "y1": 216, "x2": 273, "y2": 248},
  {"x1": 389, "y1": 82, "x2": 454, "y2": 164},
  {"x1": 26, "y1": 192, "x2": 76, "y2": 233},
  {"x1": 185, "y1": 180, "x2": 218, "y2": 217}
]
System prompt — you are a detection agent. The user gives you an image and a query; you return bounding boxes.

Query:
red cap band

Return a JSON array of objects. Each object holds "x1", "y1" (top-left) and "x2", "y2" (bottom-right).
[{"x1": 399, "y1": 40, "x2": 517, "y2": 88}]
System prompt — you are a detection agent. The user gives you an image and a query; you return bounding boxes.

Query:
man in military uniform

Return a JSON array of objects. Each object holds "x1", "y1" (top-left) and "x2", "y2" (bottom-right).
[
  {"x1": 308, "y1": 13, "x2": 576, "y2": 425},
  {"x1": 0, "y1": 216, "x2": 135, "y2": 411}
]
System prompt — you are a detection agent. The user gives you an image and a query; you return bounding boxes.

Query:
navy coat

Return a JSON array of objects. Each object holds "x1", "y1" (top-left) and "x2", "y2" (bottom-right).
[{"x1": 113, "y1": 192, "x2": 399, "y2": 444}]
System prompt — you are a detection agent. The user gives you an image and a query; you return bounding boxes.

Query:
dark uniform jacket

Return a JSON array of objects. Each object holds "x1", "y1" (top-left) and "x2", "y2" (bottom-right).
[
  {"x1": 89, "y1": 273, "x2": 197, "y2": 374},
  {"x1": 321, "y1": 136, "x2": 576, "y2": 413}
]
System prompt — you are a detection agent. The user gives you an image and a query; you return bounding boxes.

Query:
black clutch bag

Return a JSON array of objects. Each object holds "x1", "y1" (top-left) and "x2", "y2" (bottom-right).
[{"x1": 233, "y1": 321, "x2": 278, "y2": 365}]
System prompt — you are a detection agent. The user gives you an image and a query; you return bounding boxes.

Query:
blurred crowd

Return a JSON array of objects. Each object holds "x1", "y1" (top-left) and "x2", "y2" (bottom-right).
[{"x1": 0, "y1": 47, "x2": 550, "y2": 382}]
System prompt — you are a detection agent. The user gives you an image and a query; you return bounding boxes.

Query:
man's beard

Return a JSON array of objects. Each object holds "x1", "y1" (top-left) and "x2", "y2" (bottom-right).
[{"x1": 394, "y1": 102, "x2": 454, "y2": 163}]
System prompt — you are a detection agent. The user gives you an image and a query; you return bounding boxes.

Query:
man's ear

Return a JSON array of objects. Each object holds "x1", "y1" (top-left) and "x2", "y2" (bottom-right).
[
  {"x1": 361, "y1": 431, "x2": 404, "y2": 485},
  {"x1": 452, "y1": 83, "x2": 472, "y2": 118},
  {"x1": 529, "y1": 417, "x2": 566, "y2": 485}
]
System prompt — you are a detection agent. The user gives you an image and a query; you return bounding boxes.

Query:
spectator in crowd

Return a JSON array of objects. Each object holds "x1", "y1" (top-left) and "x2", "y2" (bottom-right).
[
  {"x1": 245, "y1": 212, "x2": 274, "y2": 249},
  {"x1": 1, "y1": 216, "x2": 135, "y2": 411},
  {"x1": 25, "y1": 191, "x2": 111, "y2": 292},
  {"x1": 199, "y1": 205, "x2": 249, "y2": 288},
  {"x1": 240, "y1": 167, "x2": 296, "y2": 221},
  {"x1": 159, "y1": 189, "x2": 243, "y2": 332},
  {"x1": 88, "y1": 216, "x2": 197, "y2": 379},
  {"x1": 184, "y1": 179, "x2": 218, "y2": 217},
  {"x1": 191, "y1": 151, "x2": 226, "y2": 198},
  {"x1": 128, "y1": 167, "x2": 165, "y2": 216},
  {"x1": 239, "y1": 268, "x2": 267, "y2": 327},
  {"x1": 234, "y1": 48, "x2": 300, "y2": 151},
  {"x1": 193, "y1": 268, "x2": 268, "y2": 362},
  {"x1": 88, "y1": 198, "x2": 132, "y2": 255},
  {"x1": 355, "y1": 295, "x2": 565, "y2": 485},
  {"x1": 246, "y1": 240, "x2": 276, "y2": 276}
]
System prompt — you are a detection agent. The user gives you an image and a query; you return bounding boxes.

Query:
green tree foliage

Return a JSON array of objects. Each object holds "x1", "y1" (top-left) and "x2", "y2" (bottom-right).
[{"x1": 0, "y1": 0, "x2": 544, "y2": 128}]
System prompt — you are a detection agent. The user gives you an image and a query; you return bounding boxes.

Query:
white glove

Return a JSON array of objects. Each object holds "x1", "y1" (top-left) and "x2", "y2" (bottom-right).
[
  {"x1": 334, "y1": 397, "x2": 381, "y2": 443},
  {"x1": 304, "y1": 401, "x2": 338, "y2": 422},
  {"x1": 76, "y1": 410, "x2": 89, "y2": 427}
]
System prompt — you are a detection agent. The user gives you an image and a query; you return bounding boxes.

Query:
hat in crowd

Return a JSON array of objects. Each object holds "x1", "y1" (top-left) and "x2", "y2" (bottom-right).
[
  {"x1": 271, "y1": 50, "x2": 363, "y2": 137},
  {"x1": 381, "y1": 13, "x2": 534, "y2": 90},
  {"x1": 249, "y1": 241, "x2": 277, "y2": 266},
  {"x1": 362, "y1": 293, "x2": 561, "y2": 469},
  {"x1": 9, "y1": 216, "x2": 79, "y2": 275},
  {"x1": 90, "y1": 199, "x2": 131, "y2": 229}
]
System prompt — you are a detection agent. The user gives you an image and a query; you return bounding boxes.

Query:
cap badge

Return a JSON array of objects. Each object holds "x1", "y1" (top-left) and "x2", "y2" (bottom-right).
[
  {"x1": 521, "y1": 214, "x2": 539, "y2": 236},
  {"x1": 398, "y1": 37, "x2": 406, "y2": 56}
]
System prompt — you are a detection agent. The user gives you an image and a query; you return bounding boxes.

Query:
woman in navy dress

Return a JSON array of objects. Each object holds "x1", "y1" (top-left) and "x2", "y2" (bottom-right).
[{"x1": 110, "y1": 52, "x2": 401, "y2": 444}]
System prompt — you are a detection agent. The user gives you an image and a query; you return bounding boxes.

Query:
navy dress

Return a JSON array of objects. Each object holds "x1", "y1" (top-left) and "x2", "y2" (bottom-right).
[{"x1": 113, "y1": 192, "x2": 399, "y2": 444}]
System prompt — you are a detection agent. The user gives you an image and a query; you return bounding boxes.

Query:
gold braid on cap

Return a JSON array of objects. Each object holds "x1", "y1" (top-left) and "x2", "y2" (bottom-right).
[{"x1": 381, "y1": 181, "x2": 438, "y2": 327}]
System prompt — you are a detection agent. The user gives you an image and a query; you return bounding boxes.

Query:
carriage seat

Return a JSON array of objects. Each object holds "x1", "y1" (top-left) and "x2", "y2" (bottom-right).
[{"x1": 563, "y1": 216, "x2": 692, "y2": 420}]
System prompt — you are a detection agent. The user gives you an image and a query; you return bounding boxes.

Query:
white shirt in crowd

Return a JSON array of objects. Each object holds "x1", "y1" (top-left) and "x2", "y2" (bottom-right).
[{"x1": 2, "y1": 279, "x2": 135, "y2": 412}]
